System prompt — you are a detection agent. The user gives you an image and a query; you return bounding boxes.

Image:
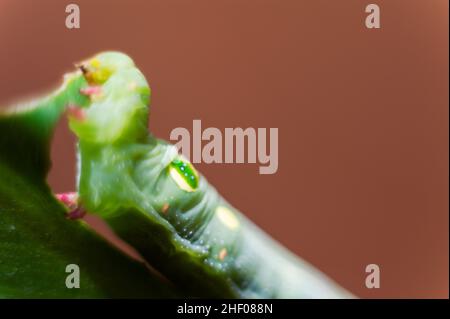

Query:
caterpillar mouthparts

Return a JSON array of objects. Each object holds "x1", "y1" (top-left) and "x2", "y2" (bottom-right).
[{"x1": 76, "y1": 63, "x2": 88, "y2": 75}]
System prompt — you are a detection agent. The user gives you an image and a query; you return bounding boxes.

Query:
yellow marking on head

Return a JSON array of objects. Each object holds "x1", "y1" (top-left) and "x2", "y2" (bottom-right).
[
  {"x1": 86, "y1": 58, "x2": 111, "y2": 84},
  {"x1": 169, "y1": 166, "x2": 196, "y2": 192},
  {"x1": 92, "y1": 70, "x2": 110, "y2": 84},
  {"x1": 216, "y1": 206, "x2": 239, "y2": 230},
  {"x1": 90, "y1": 58, "x2": 101, "y2": 68}
]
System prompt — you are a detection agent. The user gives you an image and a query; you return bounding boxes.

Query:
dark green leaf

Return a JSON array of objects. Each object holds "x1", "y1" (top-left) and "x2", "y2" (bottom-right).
[{"x1": 0, "y1": 74, "x2": 180, "y2": 298}]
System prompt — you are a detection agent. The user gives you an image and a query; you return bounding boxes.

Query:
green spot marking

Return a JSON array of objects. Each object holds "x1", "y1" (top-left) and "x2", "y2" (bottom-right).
[{"x1": 169, "y1": 157, "x2": 199, "y2": 192}]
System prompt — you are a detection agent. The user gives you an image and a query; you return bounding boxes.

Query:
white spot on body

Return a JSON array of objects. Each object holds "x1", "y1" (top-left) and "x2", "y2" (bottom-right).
[{"x1": 216, "y1": 206, "x2": 239, "y2": 230}]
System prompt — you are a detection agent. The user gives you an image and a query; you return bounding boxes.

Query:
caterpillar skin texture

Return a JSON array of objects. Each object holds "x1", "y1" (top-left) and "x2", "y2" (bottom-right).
[{"x1": 69, "y1": 52, "x2": 352, "y2": 298}]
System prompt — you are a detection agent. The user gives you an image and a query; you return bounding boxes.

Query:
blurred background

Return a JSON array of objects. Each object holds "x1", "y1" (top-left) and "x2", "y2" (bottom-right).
[{"x1": 0, "y1": 0, "x2": 448, "y2": 298}]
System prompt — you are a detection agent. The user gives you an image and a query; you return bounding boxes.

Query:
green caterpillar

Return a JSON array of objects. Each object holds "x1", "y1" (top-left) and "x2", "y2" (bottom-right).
[{"x1": 68, "y1": 52, "x2": 351, "y2": 298}]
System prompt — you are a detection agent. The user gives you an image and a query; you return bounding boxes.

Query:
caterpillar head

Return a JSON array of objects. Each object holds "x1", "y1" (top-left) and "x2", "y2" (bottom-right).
[
  {"x1": 68, "y1": 52, "x2": 150, "y2": 144},
  {"x1": 77, "y1": 52, "x2": 134, "y2": 85}
]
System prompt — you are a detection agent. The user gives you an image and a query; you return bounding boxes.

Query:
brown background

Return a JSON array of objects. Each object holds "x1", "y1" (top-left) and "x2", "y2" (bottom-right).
[{"x1": 0, "y1": 0, "x2": 448, "y2": 298}]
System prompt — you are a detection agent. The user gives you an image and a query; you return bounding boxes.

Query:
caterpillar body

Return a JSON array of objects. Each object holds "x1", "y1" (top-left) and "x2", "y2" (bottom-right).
[{"x1": 68, "y1": 52, "x2": 351, "y2": 298}]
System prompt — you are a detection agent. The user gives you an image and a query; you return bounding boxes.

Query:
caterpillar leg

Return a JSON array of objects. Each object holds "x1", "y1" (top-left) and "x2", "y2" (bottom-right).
[
  {"x1": 55, "y1": 192, "x2": 86, "y2": 220},
  {"x1": 79, "y1": 86, "x2": 102, "y2": 97},
  {"x1": 67, "y1": 86, "x2": 102, "y2": 121},
  {"x1": 66, "y1": 207, "x2": 87, "y2": 220},
  {"x1": 67, "y1": 104, "x2": 86, "y2": 121}
]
